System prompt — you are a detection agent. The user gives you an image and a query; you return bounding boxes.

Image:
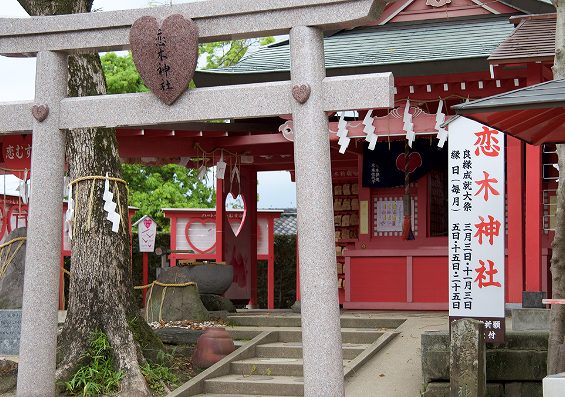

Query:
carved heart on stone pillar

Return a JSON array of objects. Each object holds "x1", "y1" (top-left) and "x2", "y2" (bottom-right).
[{"x1": 130, "y1": 14, "x2": 199, "y2": 105}]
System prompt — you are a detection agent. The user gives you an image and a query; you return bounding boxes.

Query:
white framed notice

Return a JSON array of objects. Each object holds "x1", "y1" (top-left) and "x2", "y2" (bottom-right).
[{"x1": 448, "y1": 117, "x2": 505, "y2": 343}]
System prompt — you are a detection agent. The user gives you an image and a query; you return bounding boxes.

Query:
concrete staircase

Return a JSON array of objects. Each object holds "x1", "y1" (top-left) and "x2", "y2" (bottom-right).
[{"x1": 172, "y1": 313, "x2": 404, "y2": 397}]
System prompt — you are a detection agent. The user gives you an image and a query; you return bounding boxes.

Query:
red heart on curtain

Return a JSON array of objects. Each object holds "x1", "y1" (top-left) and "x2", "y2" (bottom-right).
[{"x1": 396, "y1": 152, "x2": 423, "y2": 174}]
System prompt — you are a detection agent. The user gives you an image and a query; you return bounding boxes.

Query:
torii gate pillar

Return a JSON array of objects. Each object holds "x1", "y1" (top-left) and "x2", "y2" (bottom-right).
[
  {"x1": 290, "y1": 26, "x2": 344, "y2": 396},
  {"x1": 17, "y1": 51, "x2": 67, "y2": 396}
]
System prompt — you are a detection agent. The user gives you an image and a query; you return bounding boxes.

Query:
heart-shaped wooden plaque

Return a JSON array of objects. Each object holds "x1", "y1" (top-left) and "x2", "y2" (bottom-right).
[{"x1": 130, "y1": 14, "x2": 198, "y2": 105}]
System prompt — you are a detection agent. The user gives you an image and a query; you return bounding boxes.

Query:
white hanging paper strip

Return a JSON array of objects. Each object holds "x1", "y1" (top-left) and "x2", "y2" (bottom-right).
[
  {"x1": 435, "y1": 99, "x2": 448, "y2": 148},
  {"x1": 19, "y1": 169, "x2": 29, "y2": 205},
  {"x1": 197, "y1": 165, "x2": 207, "y2": 181},
  {"x1": 403, "y1": 100, "x2": 415, "y2": 148},
  {"x1": 65, "y1": 182, "x2": 74, "y2": 240},
  {"x1": 363, "y1": 110, "x2": 378, "y2": 150},
  {"x1": 216, "y1": 150, "x2": 227, "y2": 180},
  {"x1": 103, "y1": 173, "x2": 120, "y2": 233},
  {"x1": 337, "y1": 112, "x2": 351, "y2": 154}
]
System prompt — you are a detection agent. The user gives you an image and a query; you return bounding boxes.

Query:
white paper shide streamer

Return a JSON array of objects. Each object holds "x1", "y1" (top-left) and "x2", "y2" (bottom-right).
[
  {"x1": 216, "y1": 150, "x2": 227, "y2": 180},
  {"x1": 403, "y1": 100, "x2": 415, "y2": 148},
  {"x1": 435, "y1": 99, "x2": 448, "y2": 148},
  {"x1": 337, "y1": 113, "x2": 351, "y2": 154},
  {"x1": 363, "y1": 109, "x2": 378, "y2": 150},
  {"x1": 103, "y1": 173, "x2": 121, "y2": 233},
  {"x1": 65, "y1": 181, "x2": 74, "y2": 240}
]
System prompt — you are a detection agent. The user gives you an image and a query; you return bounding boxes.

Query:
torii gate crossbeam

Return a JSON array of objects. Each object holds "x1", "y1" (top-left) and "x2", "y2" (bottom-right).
[{"x1": 0, "y1": 1, "x2": 393, "y2": 396}]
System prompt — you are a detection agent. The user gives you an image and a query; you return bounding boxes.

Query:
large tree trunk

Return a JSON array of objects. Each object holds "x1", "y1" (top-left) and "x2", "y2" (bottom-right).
[
  {"x1": 18, "y1": 1, "x2": 162, "y2": 394},
  {"x1": 547, "y1": 0, "x2": 565, "y2": 375}
]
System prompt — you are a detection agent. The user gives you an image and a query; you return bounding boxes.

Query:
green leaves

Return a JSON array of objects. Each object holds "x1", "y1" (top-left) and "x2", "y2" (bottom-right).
[
  {"x1": 100, "y1": 52, "x2": 148, "y2": 95},
  {"x1": 122, "y1": 163, "x2": 215, "y2": 229}
]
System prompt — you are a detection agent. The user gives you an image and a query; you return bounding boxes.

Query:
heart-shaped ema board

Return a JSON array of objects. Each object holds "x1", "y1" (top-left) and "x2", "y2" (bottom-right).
[
  {"x1": 396, "y1": 152, "x2": 423, "y2": 174},
  {"x1": 130, "y1": 14, "x2": 198, "y2": 105}
]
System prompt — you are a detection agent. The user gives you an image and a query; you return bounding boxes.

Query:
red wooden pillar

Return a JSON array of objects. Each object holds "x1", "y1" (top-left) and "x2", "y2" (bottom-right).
[
  {"x1": 525, "y1": 143, "x2": 542, "y2": 291},
  {"x1": 248, "y1": 169, "x2": 258, "y2": 307},
  {"x1": 295, "y1": 234, "x2": 301, "y2": 301},
  {"x1": 170, "y1": 216, "x2": 177, "y2": 267},
  {"x1": 267, "y1": 217, "x2": 275, "y2": 309},
  {"x1": 524, "y1": 63, "x2": 543, "y2": 293},
  {"x1": 142, "y1": 252, "x2": 149, "y2": 306},
  {"x1": 58, "y1": 254, "x2": 65, "y2": 310},
  {"x1": 507, "y1": 136, "x2": 524, "y2": 302},
  {"x1": 215, "y1": 178, "x2": 224, "y2": 263}
]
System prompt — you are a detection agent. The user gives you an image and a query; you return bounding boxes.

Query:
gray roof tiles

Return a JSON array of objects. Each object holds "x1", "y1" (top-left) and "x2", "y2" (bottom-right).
[{"x1": 203, "y1": 16, "x2": 516, "y2": 75}]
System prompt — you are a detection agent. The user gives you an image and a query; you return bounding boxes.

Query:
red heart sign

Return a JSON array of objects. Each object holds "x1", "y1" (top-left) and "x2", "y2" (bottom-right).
[
  {"x1": 185, "y1": 219, "x2": 216, "y2": 254},
  {"x1": 130, "y1": 14, "x2": 198, "y2": 105},
  {"x1": 396, "y1": 152, "x2": 423, "y2": 174},
  {"x1": 142, "y1": 217, "x2": 153, "y2": 229}
]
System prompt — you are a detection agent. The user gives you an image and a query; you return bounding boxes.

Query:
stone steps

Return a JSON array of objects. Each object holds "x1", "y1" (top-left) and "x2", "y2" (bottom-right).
[
  {"x1": 204, "y1": 374, "x2": 304, "y2": 396},
  {"x1": 228, "y1": 314, "x2": 405, "y2": 329},
  {"x1": 171, "y1": 316, "x2": 403, "y2": 396},
  {"x1": 231, "y1": 357, "x2": 351, "y2": 377},
  {"x1": 255, "y1": 341, "x2": 369, "y2": 360}
]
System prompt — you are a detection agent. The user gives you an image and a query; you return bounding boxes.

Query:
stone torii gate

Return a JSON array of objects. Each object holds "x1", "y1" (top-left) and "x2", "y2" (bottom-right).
[{"x1": 0, "y1": 1, "x2": 393, "y2": 395}]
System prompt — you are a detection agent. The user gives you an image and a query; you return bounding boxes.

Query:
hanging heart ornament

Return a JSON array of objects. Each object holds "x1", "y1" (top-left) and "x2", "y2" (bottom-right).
[
  {"x1": 396, "y1": 152, "x2": 423, "y2": 174},
  {"x1": 130, "y1": 14, "x2": 199, "y2": 105}
]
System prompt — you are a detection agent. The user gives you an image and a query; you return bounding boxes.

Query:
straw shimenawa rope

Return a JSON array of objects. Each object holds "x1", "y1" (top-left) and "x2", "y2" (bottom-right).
[
  {"x1": 68, "y1": 175, "x2": 128, "y2": 233},
  {"x1": 0, "y1": 236, "x2": 26, "y2": 279},
  {"x1": 134, "y1": 280, "x2": 197, "y2": 322}
]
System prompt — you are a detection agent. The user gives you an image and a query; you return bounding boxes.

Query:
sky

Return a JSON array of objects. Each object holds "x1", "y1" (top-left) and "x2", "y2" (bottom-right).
[{"x1": 0, "y1": 0, "x2": 296, "y2": 209}]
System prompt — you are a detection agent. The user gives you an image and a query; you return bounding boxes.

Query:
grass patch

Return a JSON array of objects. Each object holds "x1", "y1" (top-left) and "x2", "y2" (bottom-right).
[
  {"x1": 63, "y1": 331, "x2": 123, "y2": 396},
  {"x1": 141, "y1": 362, "x2": 179, "y2": 396}
]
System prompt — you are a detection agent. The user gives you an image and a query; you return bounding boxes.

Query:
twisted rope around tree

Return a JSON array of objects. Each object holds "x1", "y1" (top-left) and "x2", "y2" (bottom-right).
[
  {"x1": 0, "y1": 237, "x2": 26, "y2": 279},
  {"x1": 134, "y1": 280, "x2": 197, "y2": 322}
]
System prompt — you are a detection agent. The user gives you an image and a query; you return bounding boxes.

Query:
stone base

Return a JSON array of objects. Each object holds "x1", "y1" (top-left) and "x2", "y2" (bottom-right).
[
  {"x1": 522, "y1": 291, "x2": 547, "y2": 309},
  {"x1": 200, "y1": 294, "x2": 236, "y2": 313},
  {"x1": 512, "y1": 308, "x2": 549, "y2": 331},
  {"x1": 422, "y1": 382, "x2": 541, "y2": 397},
  {"x1": 291, "y1": 300, "x2": 301, "y2": 313}
]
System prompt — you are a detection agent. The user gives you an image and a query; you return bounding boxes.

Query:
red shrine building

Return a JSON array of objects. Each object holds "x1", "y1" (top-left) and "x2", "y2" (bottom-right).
[{"x1": 0, "y1": 0, "x2": 557, "y2": 309}]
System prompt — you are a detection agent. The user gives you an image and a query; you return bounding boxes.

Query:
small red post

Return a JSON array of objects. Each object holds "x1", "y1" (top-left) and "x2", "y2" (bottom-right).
[
  {"x1": 142, "y1": 252, "x2": 149, "y2": 306},
  {"x1": 267, "y1": 218, "x2": 275, "y2": 309},
  {"x1": 58, "y1": 254, "x2": 65, "y2": 310}
]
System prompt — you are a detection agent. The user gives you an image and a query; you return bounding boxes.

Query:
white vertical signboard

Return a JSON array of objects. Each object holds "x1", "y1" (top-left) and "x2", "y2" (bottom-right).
[
  {"x1": 448, "y1": 117, "x2": 505, "y2": 343},
  {"x1": 139, "y1": 216, "x2": 157, "y2": 253}
]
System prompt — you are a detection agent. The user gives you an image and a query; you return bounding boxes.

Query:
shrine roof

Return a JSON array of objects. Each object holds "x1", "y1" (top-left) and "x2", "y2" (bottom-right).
[
  {"x1": 452, "y1": 78, "x2": 565, "y2": 145},
  {"x1": 488, "y1": 13, "x2": 556, "y2": 65},
  {"x1": 199, "y1": 16, "x2": 515, "y2": 75},
  {"x1": 274, "y1": 211, "x2": 297, "y2": 235}
]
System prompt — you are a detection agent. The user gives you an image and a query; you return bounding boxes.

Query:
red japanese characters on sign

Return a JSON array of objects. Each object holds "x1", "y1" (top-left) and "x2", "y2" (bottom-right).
[
  {"x1": 449, "y1": 117, "x2": 505, "y2": 343},
  {"x1": 2, "y1": 135, "x2": 32, "y2": 176}
]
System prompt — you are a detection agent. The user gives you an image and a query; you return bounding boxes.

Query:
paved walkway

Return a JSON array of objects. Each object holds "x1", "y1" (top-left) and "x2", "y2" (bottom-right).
[{"x1": 344, "y1": 311, "x2": 448, "y2": 397}]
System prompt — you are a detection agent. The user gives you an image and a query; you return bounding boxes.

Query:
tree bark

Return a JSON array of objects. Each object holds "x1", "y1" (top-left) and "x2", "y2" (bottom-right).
[
  {"x1": 18, "y1": 1, "x2": 162, "y2": 394},
  {"x1": 547, "y1": 0, "x2": 565, "y2": 375}
]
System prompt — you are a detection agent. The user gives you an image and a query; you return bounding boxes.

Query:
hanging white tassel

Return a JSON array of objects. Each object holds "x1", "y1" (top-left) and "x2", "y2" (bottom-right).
[
  {"x1": 435, "y1": 99, "x2": 448, "y2": 148},
  {"x1": 103, "y1": 173, "x2": 120, "y2": 233},
  {"x1": 337, "y1": 112, "x2": 351, "y2": 154},
  {"x1": 403, "y1": 100, "x2": 415, "y2": 148},
  {"x1": 216, "y1": 150, "x2": 227, "y2": 180},
  {"x1": 65, "y1": 181, "x2": 74, "y2": 240},
  {"x1": 362, "y1": 109, "x2": 378, "y2": 150}
]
